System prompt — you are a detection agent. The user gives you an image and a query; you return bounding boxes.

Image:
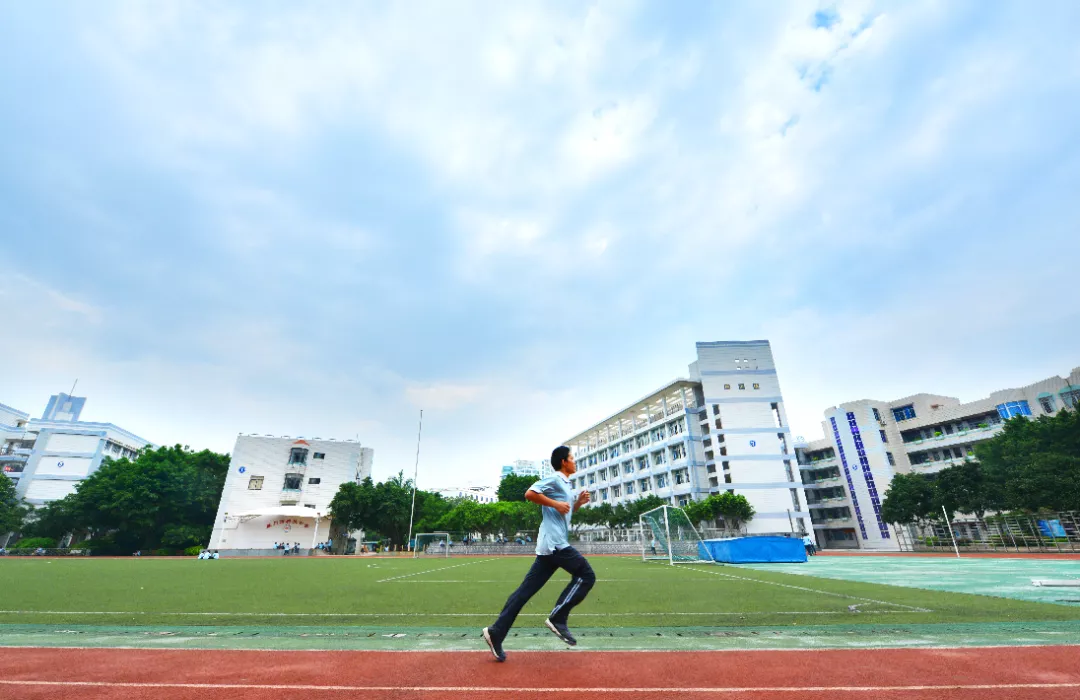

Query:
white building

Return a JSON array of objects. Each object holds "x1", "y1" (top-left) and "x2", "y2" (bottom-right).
[
  {"x1": 208, "y1": 435, "x2": 373, "y2": 553},
  {"x1": 433, "y1": 485, "x2": 498, "y2": 504},
  {"x1": 500, "y1": 459, "x2": 554, "y2": 481},
  {"x1": 799, "y1": 367, "x2": 1080, "y2": 551},
  {"x1": 563, "y1": 341, "x2": 809, "y2": 536},
  {"x1": 0, "y1": 393, "x2": 153, "y2": 507}
]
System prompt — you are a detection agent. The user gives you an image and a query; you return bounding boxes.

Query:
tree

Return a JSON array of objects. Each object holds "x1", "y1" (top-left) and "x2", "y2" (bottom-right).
[
  {"x1": 880, "y1": 472, "x2": 938, "y2": 525},
  {"x1": 497, "y1": 474, "x2": 536, "y2": 502},
  {"x1": 327, "y1": 479, "x2": 376, "y2": 534},
  {"x1": 66, "y1": 445, "x2": 230, "y2": 552},
  {"x1": 0, "y1": 473, "x2": 28, "y2": 539},
  {"x1": 935, "y1": 461, "x2": 990, "y2": 519},
  {"x1": 976, "y1": 409, "x2": 1080, "y2": 512}
]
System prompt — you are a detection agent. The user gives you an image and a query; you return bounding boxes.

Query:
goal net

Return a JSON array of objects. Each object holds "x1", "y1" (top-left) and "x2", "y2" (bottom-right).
[
  {"x1": 413, "y1": 532, "x2": 450, "y2": 558},
  {"x1": 640, "y1": 505, "x2": 713, "y2": 564}
]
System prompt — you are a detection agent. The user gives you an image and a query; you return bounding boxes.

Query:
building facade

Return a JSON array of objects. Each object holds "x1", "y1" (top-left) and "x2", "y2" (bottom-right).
[
  {"x1": 0, "y1": 393, "x2": 153, "y2": 507},
  {"x1": 563, "y1": 341, "x2": 809, "y2": 536},
  {"x1": 208, "y1": 435, "x2": 374, "y2": 552},
  {"x1": 798, "y1": 367, "x2": 1080, "y2": 551},
  {"x1": 500, "y1": 459, "x2": 554, "y2": 481},
  {"x1": 433, "y1": 485, "x2": 498, "y2": 504}
]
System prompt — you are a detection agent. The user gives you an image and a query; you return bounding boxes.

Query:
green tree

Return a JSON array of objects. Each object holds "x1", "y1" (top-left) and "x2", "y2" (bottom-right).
[
  {"x1": 0, "y1": 473, "x2": 28, "y2": 538},
  {"x1": 67, "y1": 445, "x2": 229, "y2": 552},
  {"x1": 935, "y1": 461, "x2": 990, "y2": 519},
  {"x1": 976, "y1": 409, "x2": 1080, "y2": 512},
  {"x1": 880, "y1": 472, "x2": 939, "y2": 525},
  {"x1": 327, "y1": 479, "x2": 376, "y2": 533},
  {"x1": 496, "y1": 473, "x2": 536, "y2": 502}
]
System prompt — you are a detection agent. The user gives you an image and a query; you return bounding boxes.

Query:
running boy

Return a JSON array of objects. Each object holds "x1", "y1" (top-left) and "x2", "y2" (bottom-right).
[{"x1": 482, "y1": 445, "x2": 595, "y2": 662}]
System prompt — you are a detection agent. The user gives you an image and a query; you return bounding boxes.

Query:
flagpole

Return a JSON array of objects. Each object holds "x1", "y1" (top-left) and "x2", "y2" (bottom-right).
[{"x1": 406, "y1": 410, "x2": 423, "y2": 552}]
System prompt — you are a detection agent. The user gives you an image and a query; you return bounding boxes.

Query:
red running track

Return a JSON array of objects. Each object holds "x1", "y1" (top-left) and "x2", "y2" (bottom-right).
[{"x1": 1, "y1": 646, "x2": 1079, "y2": 699}]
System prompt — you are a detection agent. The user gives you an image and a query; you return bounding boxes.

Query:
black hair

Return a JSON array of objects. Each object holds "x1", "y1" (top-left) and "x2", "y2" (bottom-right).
[{"x1": 551, "y1": 445, "x2": 571, "y2": 472}]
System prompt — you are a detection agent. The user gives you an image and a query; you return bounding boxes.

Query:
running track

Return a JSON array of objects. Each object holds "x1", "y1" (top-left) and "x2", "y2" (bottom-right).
[{"x1": 1, "y1": 646, "x2": 1079, "y2": 699}]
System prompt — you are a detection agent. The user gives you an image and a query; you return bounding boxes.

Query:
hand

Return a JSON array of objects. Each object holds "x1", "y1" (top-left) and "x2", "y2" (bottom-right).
[
  {"x1": 576, "y1": 491, "x2": 591, "y2": 507},
  {"x1": 553, "y1": 501, "x2": 571, "y2": 515}
]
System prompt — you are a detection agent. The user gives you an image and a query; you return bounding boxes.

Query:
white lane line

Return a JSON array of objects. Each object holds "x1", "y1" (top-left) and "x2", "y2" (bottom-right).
[
  {"x1": 376, "y1": 559, "x2": 495, "y2": 583},
  {"x1": 683, "y1": 566, "x2": 932, "y2": 613},
  {"x1": 2, "y1": 680, "x2": 1079, "y2": 692},
  {"x1": 0, "y1": 610, "x2": 906, "y2": 618}
]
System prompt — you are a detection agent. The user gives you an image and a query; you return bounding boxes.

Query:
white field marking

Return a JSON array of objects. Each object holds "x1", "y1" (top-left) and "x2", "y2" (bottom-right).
[
  {"x1": 0, "y1": 610, "x2": 915, "y2": 617},
  {"x1": 390, "y1": 579, "x2": 652, "y2": 583},
  {"x1": 682, "y1": 565, "x2": 932, "y2": 613},
  {"x1": 2, "y1": 680, "x2": 1080, "y2": 693},
  {"x1": 376, "y1": 559, "x2": 495, "y2": 583}
]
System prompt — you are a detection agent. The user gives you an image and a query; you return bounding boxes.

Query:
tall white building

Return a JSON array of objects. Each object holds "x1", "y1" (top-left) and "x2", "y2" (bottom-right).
[
  {"x1": 432, "y1": 485, "x2": 498, "y2": 504},
  {"x1": 563, "y1": 341, "x2": 809, "y2": 536},
  {"x1": 799, "y1": 367, "x2": 1080, "y2": 551},
  {"x1": 500, "y1": 459, "x2": 554, "y2": 481},
  {"x1": 0, "y1": 393, "x2": 153, "y2": 507},
  {"x1": 208, "y1": 435, "x2": 373, "y2": 552}
]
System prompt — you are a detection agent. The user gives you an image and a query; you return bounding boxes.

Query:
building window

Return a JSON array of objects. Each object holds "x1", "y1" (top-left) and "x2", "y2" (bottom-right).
[
  {"x1": 879, "y1": 429, "x2": 888, "y2": 443},
  {"x1": 247, "y1": 476, "x2": 264, "y2": 490},
  {"x1": 996, "y1": 401, "x2": 1032, "y2": 420},
  {"x1": 886, "y1": 452, "x2": 896, "y2": 466},
  {"x1": 588, "y1": 474, "x2": 595, "y2": 485},
  {"x1": 308, "y1": 477, "x2": 321, "y2": 484},
  {"x1": 303, "y1": 504, "x2": 316, "y2": 509},
  {"x1": 892, "y1": 405, "x2": 916, "y2": 421},
  {"x1": 600, "y1": 488, "x2": 608, "y2": 501},
  {"x1": 639, "y1": 478, "x2": 651, "y2": 492},
  {"x1": 625, "y1": 481, "x2": 635, "y2": 495},
  {"x1": 283, "y1": 473, "x2": 303, "y2": 490},
  {"x1": 612, "y1": 485, "x2": 621, "y2": 498},
  {"x1": 873, "y1": 407, "x2": 882, "y2": 422},
  {"x1": 288, "y1": 448, "x2": 309, "y2": 465},
  {"x1": 313, "y1": 452, "x2": 325, "y2": 459},
  {"x1": 1062, "y1": 390, "x2": 1080, "y2": 409},
  {"x1": 724, "y1": 473, "x2": 732, "y2": 483},
  {"x1": 753, "y1": 383, "x2": 760, "y2": 390},
  {"x1": 1039, "y1": 396, "x2": 1055, "y2": 413},
  {"x1": 723, "y1": 384, "x2": 731, "y2": 390},
  {"x1": 738, "y1": 383, "x2": 745, "y2": 390},
  {"x1": 771, "y1": 402, "x2": 782, "y2": 428},
  {"x1": 655, "y1": 474, "x2": 667, "y2": 488},
  {"x1": 712, "y1": 404, "x2": 721, "y2": 415}
]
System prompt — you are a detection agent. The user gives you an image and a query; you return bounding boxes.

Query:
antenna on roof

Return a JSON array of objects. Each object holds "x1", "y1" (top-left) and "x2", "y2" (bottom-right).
[{"x1": 69, "y1": 379, "x2": 78, "y2": 397}]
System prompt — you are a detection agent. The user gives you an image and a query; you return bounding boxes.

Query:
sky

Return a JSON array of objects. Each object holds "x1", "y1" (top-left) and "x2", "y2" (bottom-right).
[{"x1": 2, "y1": 1, "x2": 1079, "y2": 489}]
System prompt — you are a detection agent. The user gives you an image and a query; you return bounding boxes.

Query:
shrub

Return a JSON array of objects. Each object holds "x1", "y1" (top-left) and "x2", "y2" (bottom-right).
[
  {"x1": 11, "y1": 537, "x2": 57, "y2": 549},
  {"x1": 184, "y1": 546, "x2": 203, "y2": 557}
]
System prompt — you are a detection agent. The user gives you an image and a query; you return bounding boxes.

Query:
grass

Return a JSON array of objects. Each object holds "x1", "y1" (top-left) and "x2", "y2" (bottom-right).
[{"x1": 2, "y1": 555, "x2": 1080, "y2": 629}]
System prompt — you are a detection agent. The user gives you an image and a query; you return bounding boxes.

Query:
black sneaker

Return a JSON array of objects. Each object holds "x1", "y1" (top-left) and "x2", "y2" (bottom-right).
[
  {"x1": 545, "y1": 618, "x2": 577, "y2": 646},
  {"x1": 482, "y1": 627, "x2": 506, "y2": 662}
]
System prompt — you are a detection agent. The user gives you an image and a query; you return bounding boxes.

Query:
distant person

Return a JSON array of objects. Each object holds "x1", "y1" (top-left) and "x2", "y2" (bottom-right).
[
  {"x1": 802, "y1": 534, "x2": 816, "y2": 556},
  {"x1": 650, "y1": 537, "x2": 658, "y2": 556},
  {"x1": 482, "y1": 445, "x2": 595, "y2": 662}
]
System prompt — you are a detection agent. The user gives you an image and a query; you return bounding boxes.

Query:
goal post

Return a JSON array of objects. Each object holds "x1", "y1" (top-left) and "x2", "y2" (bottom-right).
[
  {"x1": 639, "y1": 505, "x2": 714, "y2": 565},
  {"x1": 413, "y1": 532, "x2": 451, "y2": 558}
]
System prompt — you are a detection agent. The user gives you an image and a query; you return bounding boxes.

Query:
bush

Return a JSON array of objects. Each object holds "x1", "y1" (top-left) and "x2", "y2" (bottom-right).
[
  {"x1": 11, "y1": 537, "x2": 57, "y2": 549},
  {"x1": 184, "y1": 546, "x2": 203, "y2": 557},
  {"x1": 81, "y1": 536, "x2": 124, "y2": 556}
]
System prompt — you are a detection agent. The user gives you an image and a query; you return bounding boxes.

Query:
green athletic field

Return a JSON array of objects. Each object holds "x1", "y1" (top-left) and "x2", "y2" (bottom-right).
[{"x1": 3, "y1": 555, "x2": 1080, "y2": 630}]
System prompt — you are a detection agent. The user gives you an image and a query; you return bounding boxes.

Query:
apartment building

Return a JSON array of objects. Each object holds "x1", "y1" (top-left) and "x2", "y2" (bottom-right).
[
  {"x1": 563, "y1": 341, "x2": 809, "y2": 536},
  {"x1": 500, "y1": 459, "x2": 554, "y2": 481},
  {"x1": 208, "y1": 435, "x2": 374, "y2": 552},
  {"x1": 798, "y1": 367, "x2": 1080, "y2": 550},
  {"x1": 433, "y1": 485, "x2": 498, "y2": 504},
  {"x1": 0, "y1": 393, "x2": 153, "y2": 507}
]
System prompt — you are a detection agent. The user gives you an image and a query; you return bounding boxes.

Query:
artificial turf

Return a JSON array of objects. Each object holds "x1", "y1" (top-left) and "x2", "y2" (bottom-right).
[{"x1": 2, "y1": 555, "x2": 1079, "y2": 629}]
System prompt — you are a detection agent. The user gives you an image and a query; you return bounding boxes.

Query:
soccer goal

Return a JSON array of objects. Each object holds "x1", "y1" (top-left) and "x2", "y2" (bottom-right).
[
  {"x1": 640, "y1": 505, "x2": 714, "y2": 565},
  {"x1": 413, "y1": 532, "x2": 451, "y2": 558}
]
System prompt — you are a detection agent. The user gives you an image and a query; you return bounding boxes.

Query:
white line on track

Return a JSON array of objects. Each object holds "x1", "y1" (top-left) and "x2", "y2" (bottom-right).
[
  {"x1": 376, "y1": 559, "x2": 495, "y2": 583},
  {"x1": 682, "y1": 566, "x2": 932, "y2": 613},
  {"x1": 2, "y1": 680, "x2": 1079, "y2": 693}
]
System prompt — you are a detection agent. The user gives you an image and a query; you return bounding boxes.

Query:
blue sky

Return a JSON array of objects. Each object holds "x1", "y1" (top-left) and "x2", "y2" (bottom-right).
[{"x1": 2, "y1": 1, "x2": 1079, "y2": 488}]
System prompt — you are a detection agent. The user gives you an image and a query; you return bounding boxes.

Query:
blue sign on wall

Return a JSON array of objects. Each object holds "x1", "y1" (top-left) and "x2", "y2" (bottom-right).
[
  {"x1": 238, "y1": 466, "x2": 246, "y2": 474},
  {"x1": 749, "y1": 440, "x2": 757, "y2": 447}
]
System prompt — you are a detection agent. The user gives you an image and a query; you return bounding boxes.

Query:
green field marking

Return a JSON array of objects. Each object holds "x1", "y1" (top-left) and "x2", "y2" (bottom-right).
[
  {"x1": 1, "y1": 622, "x2": 1079, "y2": 651},
  {"x1": 4, "y1": 556, "x2": 1080, "y2": 629},
  {"x1": 739, "y1": 557, "x2": 1080, "y2": 606}
]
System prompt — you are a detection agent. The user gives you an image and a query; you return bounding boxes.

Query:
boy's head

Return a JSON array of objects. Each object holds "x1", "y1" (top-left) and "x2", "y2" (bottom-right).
[{"x1": 551, "y1": 445, "x2": 576, "y2": 475}]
